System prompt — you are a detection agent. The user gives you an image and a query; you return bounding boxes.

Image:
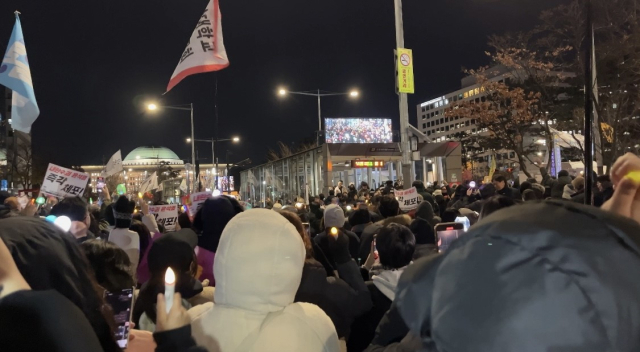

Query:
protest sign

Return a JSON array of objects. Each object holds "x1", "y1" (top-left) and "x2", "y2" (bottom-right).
[
  {"x1": 189, "y1": 191, "x2": 212, "y2": 217},
  {"x1": 41, "y1": 164, "x2": 89, "y2": 198},
  {"x1": 396, "y1": 187, "x2": 420, "y2": 211},
  {"x1": 148, "y1": 204, "x2": 179, "y2": 232}
]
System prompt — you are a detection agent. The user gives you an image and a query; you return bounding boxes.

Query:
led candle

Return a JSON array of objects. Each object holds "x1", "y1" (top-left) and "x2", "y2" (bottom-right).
[
  {"x1": 330, "y1": 227, "x2": 338, "y2": 237},
  {"x1": 164, "y1": 267, "x2": 176, "y2": 313}
]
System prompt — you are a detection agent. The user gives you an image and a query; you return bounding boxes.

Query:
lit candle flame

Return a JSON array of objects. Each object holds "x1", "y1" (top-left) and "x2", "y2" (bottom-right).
[
  {"x1": 330, "y1": 227, "x2": 338, "y2": 236},
  {"x1": 165, "y1": 267, "x2": 175, "y2": 285}
]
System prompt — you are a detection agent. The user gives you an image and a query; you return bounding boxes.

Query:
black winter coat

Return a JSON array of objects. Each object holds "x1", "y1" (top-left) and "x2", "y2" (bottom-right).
[
  {"x1": 295, "y1": 259, "x2": 372, "y2": 338},
  {"x1": 347, "y1": 282, "x2": 393, "y2": 352},
  {"x1": 395, "y1": 200, "x2": 640, "y2": 351}
]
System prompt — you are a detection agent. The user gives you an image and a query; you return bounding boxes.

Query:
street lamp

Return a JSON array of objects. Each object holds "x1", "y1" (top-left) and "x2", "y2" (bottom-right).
[
  {"x1": 277, "y1": 88, "x2": 360, "y2": 146},
  {"x1": 189, "y1": 136, "x2": 240, "y2": 190},
  {"x1": 147, "y1": 102, "x2": 195, "y2": 194}
]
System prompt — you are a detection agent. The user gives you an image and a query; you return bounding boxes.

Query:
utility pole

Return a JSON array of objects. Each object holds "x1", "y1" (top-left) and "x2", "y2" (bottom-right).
[
  {"x1": 583, "y1": 0, "x2": 594, "y2": 205},
  {"x1": 394, "y1": 0, "x2": 415, "y2": 186}
]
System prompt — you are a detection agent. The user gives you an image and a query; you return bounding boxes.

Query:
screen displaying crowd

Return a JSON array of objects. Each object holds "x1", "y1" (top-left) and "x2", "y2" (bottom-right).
[{"x1": 325, "y1": 118, "x2": 393, "y2": 144}]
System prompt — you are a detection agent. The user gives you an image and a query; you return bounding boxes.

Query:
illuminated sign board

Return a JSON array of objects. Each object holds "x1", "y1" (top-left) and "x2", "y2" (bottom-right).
[{"x1": 351, "y1": 160, "x2": 385, "y2": 168}]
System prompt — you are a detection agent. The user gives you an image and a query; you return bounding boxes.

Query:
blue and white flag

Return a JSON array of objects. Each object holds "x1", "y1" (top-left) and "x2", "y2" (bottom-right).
[{"x1": 0, "y1": 13, "x2": 39, "y2": 133}]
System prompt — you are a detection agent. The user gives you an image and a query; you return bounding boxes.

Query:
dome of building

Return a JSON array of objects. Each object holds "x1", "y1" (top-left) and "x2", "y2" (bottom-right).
[{"x1": 123, "y1": 146, "x2": 183, "y2": 165}]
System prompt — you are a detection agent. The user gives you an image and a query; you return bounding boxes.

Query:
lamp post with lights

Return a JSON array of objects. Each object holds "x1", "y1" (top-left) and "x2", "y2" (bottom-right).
[
  {"x1": 147, "y1": 103, "x2": 195, "y2": 194},
  {"x1": 277, "y1": 88, "x2": 359, "y2": 146},
  {"x1": 187, "y1": 136, "x2": 240, "y2": 190}
]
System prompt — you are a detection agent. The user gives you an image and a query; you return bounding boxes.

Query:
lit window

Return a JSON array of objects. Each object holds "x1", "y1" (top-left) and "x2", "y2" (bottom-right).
[
  {"x1": 464, "y1": 92, "x2": 469, "y2": 98},
  {"x1": 480, "y1": 87, "x2": 485, "y2": 92}
]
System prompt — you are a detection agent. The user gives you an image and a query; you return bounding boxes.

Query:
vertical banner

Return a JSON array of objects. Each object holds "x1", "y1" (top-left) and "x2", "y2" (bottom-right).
[{"x1": 396, "y1": 48, "x2": 415, "y2": 94}]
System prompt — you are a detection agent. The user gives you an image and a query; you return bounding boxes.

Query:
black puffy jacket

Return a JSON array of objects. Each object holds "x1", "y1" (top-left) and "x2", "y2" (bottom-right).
[
  {"x1": 395, "y1": 200, "x2": 640, "y2": 352},
  {"x1": 295, "y1": 259, "x2": 372, "y2": 338}
]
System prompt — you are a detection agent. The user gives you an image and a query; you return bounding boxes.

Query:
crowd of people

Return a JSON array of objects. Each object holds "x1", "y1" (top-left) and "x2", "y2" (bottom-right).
[
  {"x1": 2, "y1": 153, "x2": 640, "y2": 351},
  {"x1": 325, "y1": 119, "x2": 393, "y2": 144}
]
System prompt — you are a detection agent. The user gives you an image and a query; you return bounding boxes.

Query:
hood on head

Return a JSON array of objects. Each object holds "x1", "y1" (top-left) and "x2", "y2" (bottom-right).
[
  {"x1": 415, "y1": 202, "x2": 435, "y2": 222},
  {"x1": 214, "y1": 209, "x2": 305, "y2": 313},
  {"x1": 379, "y1": 214, "x2": 412, "y2": 227},
  {"x1": 398, "y1": 201, "x2": 640, "y2": 351}
]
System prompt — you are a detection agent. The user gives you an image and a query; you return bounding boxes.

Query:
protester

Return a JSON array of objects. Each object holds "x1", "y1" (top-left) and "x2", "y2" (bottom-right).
[
  {"x1": 192, "y1": 196, "x2": 243, "y2": 284},
  {"x1": 177, "y1": 212, "x2": 192, "y2": 231},
  {"x1": 349, "y1": 208, "x2": 373, "y2": 238},
  {"x1": 0, "y1": 237, "x2": 104, "y2": 352},
  {"x1": 188, "y1": 209, "x2": 340, "y2": 351},
  {"x1": 479, "y1": 195, "x2": 517, "y2": 220},
  {"x1": 522, "y1": 189, "x2": 539, "y2": 202},
  {"x1": 595, "y1": 175, "x2": 614, "y2": 207},
  {"x1": 414, "y1": 201, "x2": 441, "y2": 228},
  {"x1": 81, "y1": 239, "x2": 136, "y2": 293},
  {"x1": 315, "y1": 204, "x2": 360, "y2": 262},
  {"x1": 530, "y1": 183, "x2": 546, "y2": 200},
  {"x1": 394, "y1": 197, "x2": 640, "y2": 351},
  {"x1": 358, "y1": 196, "x2": 411, "y2": 263},
  {"x1": 133, "y1": 235, "x2": 202, "y2": 332},
  {"x1": 409, "y1": 218, "x2": 438, "y2": 259},
  {"x1": 108, "y1": 196, "x2": 140, "y2": 276},
  {"x1": 569, "y1": 176, "x2": 586, "y2": 203},
  {"x1": 48, "y1": 196, "x2": 96, "y2": 243},
  {"x1": 0, "y1": 217, "x2": 121, "y2": 351},
  {"x1": 412, "y1": 180, "x2": 438, "y2": 213},
  {"x1": 358, "y1": 181, "x2": 370, "y2": 198},
  {"x1": 492, "y1": 174, "x2": 520, "y2": 200},
  {"x1": 348, "y1": 223, "x2": 416, "y2": 352},
  {"x1": 540, "y1": 166, "x2": 555, "y2": 188},
  {"x1": 335, "y1": 180, "x2": 346, "y2": 195},
  {"x1": 129, "y1": 219, "x2": 154, "y2": 284},
  {"x1": 441, "y1": 208, "x2": 461, "y2": 223},
  {"x1": 279, "y1": 210, "x2": 372, "y2": 341}
]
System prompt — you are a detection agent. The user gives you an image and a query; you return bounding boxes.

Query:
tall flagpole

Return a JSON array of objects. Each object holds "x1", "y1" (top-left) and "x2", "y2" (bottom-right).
[{"x1": 583, "y1": 0, "x2": 594, "y2": 205}]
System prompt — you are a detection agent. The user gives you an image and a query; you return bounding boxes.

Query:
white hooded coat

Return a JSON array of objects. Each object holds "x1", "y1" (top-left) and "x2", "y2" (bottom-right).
[{"x1": 189, "y1": 209, "x2": 339, "y2": 352}]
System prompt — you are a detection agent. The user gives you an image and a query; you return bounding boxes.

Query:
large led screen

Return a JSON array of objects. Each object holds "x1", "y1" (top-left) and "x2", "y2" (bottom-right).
[{"x1": 325, "y1": 118, "x2": 393, "y2": 144}]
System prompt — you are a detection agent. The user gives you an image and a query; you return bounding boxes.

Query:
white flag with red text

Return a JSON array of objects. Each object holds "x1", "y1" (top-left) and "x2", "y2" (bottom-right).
[{"x1": 167, "y1": 0, "x2": 229, "y2": 92}]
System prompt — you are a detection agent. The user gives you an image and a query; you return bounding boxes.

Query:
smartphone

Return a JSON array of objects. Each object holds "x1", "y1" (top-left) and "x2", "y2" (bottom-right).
[
  {"x1": 373, "y1": 237, "x2": 379, "y2": 260},
  {"x1": 104, "y1": 287, "x2": 135, "y2": 349},
  {"x1": 435, "y1": 222, "x2": 465, "y2": 253},
  {"x1": 469, "y1": 181, "x2": 476, "y2": 189},
  {"x1": 302, "y1": 222, "x2": 310, "y2": 237},
  {"x1": 97, "y1": 177, "x2": 105, "y2": 193}
]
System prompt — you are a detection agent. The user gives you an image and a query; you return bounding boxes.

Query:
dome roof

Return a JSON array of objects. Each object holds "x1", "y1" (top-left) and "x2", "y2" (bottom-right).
[{"x1": 123, "y1": 146, "x2": 181, "y2": 162}]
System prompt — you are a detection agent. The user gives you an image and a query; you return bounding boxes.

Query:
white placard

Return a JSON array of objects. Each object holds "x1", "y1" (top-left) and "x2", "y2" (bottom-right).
[
  {"x1": 41, "y1": 164, "x2": 90, "y2": 198},
  {"x1": 148, "y1": 204, "x2": 179, "y2": 232},
  {"x1": 189, "y1": 191, "x2": 212, "y2": 217},
  {"x1": 396, "y1": 187, "x2": 420, "y2": 211}
]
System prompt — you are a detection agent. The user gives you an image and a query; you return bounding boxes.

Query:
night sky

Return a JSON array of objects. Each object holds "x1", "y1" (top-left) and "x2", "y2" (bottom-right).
[{"x1": 0, "y1": 0, "x2": 570, "y2": 169}]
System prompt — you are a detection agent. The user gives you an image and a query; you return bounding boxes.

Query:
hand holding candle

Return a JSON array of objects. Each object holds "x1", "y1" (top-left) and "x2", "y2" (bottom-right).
[{"x1": 164, "y1": 267, "x2": 176, "y2": 313}]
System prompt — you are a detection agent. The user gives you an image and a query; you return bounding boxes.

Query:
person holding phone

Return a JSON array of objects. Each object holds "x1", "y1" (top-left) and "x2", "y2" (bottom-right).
[{"x1": 349, "y1": 223, "x2": 416, "y2": 352}]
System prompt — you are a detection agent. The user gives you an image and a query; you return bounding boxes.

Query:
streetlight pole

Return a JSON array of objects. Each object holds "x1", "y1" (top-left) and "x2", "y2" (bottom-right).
[
  {"x1": 191, "y1": 136, "x2": 239, "y2": 190},
  {"x1": 147, "y1": 103, "x2": 196, "y2": 194},
  {"x1": 394, "y1": 0, "x2": 414, "y2": 186},
  {"x1": 279, "y1": 88, "x2": 359, "y2": 146},
  {"x1": 317, "y1": 89, "x2": 322, "y2": 140}
]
